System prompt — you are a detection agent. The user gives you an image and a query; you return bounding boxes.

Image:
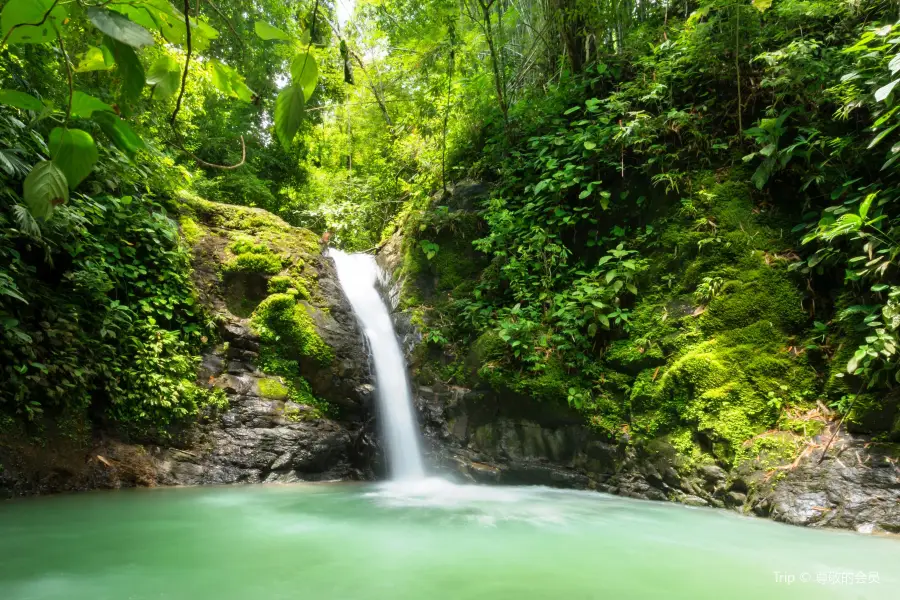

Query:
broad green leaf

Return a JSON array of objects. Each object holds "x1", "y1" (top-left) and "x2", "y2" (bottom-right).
[
  {"x1": 23, "y1": 161, "x2": 68, "y2": 220},
  {"x1": 0, "y1": 89, "x2": 43, "y2": 111},
  {"x1": 210, "y1": 61, "x2": 255, "y2": 103},
  {"x1": 87, "y1": 8, "x2": 154, "y2": 48},
  {"x1": 105, "y1": 37, "x2": 146, "y2": 111},
  {"x1": 70, "y1": 91, "x2": 114, "y2": 119},
  {"x1": 255, "y1": 21, "x2": 291, "y2": 41},
  {"x1": 751, "y1": 0, "x2": 773, "y2": 12},
  {"x1": 869, "y1": 123, "x2": 899, "y2": 149},
  {"x1": 890, "y1": 53, "x2": 900, "y2": 75},
  {"x1": 291, "y1": 53, "x2": 319, "y2": 101},
  {"x1": 583, "y1": 141, "x2": 596, "y2": 150},
  {"x1": 75, "y1": 46, "x2": 115, "y2": 72},
  {"x1": 859, "y1": 193, "x2": 876, "y2": 221},
  {"x1": 1, "y1": 0, "x2": 67, "y2": 45},
  {"x1": 49, "y1": 128, "x2": 99, "y2": 188},
  {"x1": 92, "y1": 112, "x2": 146, "y2": 157},
  {"x1": 874, "y1": 79, "x2": 900, "y2": 102},
  {"x1": 274, "y1": 85, "x2": 305, "y2": 150},
  {"x1": 109, "y1": 1, "x2": 218, "y2": 50},
  {"x1": 146, "y1": 55, "x2": 182, "y2": 99}
]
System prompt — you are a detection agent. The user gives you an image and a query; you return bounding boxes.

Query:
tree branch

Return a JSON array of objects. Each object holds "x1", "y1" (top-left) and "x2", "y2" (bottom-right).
[
  {"x1": 324, "y1": 16, "x2": 394, "y2": 128},
  {"x1": 170, "y1": 0, "x2": 194, "y2": 126}
]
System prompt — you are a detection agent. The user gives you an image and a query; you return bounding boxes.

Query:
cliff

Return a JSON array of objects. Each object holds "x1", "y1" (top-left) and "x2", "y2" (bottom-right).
[{"x1": 0, "y1": 196, "x2": 376, "y2": 495}]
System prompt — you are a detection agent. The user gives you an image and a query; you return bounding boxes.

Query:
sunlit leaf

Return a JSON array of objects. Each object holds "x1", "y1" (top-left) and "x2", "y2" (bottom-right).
[
  {"x1": 23, "y1": 161, "x2": 68, "y2": 220},
  {"x1": 0, "y1": 0, "x2": 67, "y2": 45},
  {"x1": 76, "y1": 46, "x2": 115, "y2": 72},
  {"x1": 0, "y1": 89, "x2": 43, "y2": 111},
  {"x1": 751, "y1": 0, "x2": 773, "y2": 12},
  {"x1": 70, "y1": 91, "x2": 114, "y2": 119},
  {"x1": 92, "y1": 112, "x2": 146, "y2": 157},
  {"x1": 291, "y1": 53, "x2": 319, "y2": 102},
  {"x1": 146, "y1": 55, "x2": 182, "y2": 100},
  {"x1": 88, "y1": 8, "x2": 155, "y2": 48},
  {"x1": 210, "y1": 60, "x2": 255, "y2": 103},
  {"x1": 874, "y1": 79, "x2": 900, "y2": 102},
  {"x1": 859, "y1": 193, "x2": 876, "y2": 221},
  {"x1": 274, "y1": 85, "x2": 305, "y2": 150},
  {"x1": 254, "y1": 21, "x2": 291, "y2": 41},
  {"x1": 49, "y1": 128, "x2": 99, "y2": 188}
]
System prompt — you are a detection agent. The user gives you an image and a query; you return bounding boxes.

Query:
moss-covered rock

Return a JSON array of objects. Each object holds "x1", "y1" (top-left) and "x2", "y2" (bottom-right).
[
  {"x1": 251, "y1": 293, "x2": 333, "y2": 365},
  {"x1": 175, "y1": 193, "x2": 369, "y2": 419}
]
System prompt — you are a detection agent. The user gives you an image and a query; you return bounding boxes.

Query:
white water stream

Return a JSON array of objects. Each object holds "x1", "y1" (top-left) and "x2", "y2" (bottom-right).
[{"x1": 329, "y1": 249, "x2": 425, "y2": 480}]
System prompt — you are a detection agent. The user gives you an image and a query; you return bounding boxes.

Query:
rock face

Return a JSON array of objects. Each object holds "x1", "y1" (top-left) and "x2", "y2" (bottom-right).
[
  {"x1": 0, "y1": 198, "x2": 376, "y2": 497},
  {"x1": 154, "y1": 199, "x2": 377, "y2": 485},
  {"x1": 410, "y1": 383, "x2": 900, "y2": 533},
  {"x1": 376, "y1": 181, "x2": 900, "y2": 534}
]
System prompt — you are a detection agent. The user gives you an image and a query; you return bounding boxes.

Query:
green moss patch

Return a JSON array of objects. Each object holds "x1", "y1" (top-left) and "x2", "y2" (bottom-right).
[
  {"x1": 251, "y1": 293, "x2": 333, "y2": 365},
  {"x1": 257, "y1": 377, "x2": 289, "y2": 399}
]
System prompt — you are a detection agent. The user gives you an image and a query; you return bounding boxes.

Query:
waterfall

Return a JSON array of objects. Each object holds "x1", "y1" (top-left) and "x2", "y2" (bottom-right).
[{"x1": 329, "y1": 249, "x2": 425, "y2": 480}]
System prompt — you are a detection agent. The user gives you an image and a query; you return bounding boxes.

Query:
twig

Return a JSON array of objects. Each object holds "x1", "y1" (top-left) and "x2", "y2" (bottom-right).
[
  {"x1": 170, "y1": 0, "x2": 194, "y2": 126},
  {"x1": 165, "y1": 0, "x2": 244, "y2": 169},
  {"x1": 817, "y1": 379, "x2": 867, "y2": 464},
  {"x1": 56, "y1": 26, "x2": 73, "y2": 124},
  {"x1": 200, "y1": 0, "x2": 244, "y2": 52}
]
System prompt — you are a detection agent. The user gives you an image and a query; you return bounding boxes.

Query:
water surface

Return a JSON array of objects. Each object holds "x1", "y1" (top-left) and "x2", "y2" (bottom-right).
[{"x1": 0, "y1": 480, "x2": 896, "y2": 599}]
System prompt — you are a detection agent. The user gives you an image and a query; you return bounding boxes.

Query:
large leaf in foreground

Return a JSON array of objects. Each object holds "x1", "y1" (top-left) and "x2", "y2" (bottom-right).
[
  {"x1": 70, "y1": 91, "x2": 114, "y2": 119},
  {"x1": 49, "y1": 128, "x2": 99, "y2": 188},
  {"x1": 23, "y1": 161, "x2": 68, "y2": 220},
  {"x1": 210, "y1": 60, "x2": 255, "y2": 103},
  {"x1": 274, "y1": 85, "x2": 305, "y2": 151},
  {"x1": 93, "y1": 112, "x2": 146, "y2": 157},
  {"x1": 146, "y1": 55, "x2": 182, "y2": 100},
  {"x1": 291, "y1": 53, "x2": 319, "y2": 102},
  {"x1": 76, "y1": 46, "x2": 115, "y2": 72},
  {"x1": 0, "y1": 0, "x2": 67, "y2": 45},
  {"x1": 0, "y1": 89, "x2": 43, "y2": 111},
  {"x1": 105, "y1": 37, "x2": 146, "y2": 111},
  {"x1": 254, "y1": 21, "x2": 291, "y2": 41},
  {"x1": 87, "y1": 7, "x2": 154, "y2": 48}
]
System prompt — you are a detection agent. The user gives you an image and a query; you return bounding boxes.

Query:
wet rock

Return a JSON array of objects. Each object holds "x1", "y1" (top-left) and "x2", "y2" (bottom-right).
[
  {"x1": 760, "y1": 433, "x2": 900, "y2": 533},
  {"x1": 679, "y1": 494, "x2": 710, "y2": 507}
]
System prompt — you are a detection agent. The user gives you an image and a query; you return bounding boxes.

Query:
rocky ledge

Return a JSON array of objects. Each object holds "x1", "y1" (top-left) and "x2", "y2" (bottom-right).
[{"x1": 411, "y1": 382, "x2": 900, "y2": 534}]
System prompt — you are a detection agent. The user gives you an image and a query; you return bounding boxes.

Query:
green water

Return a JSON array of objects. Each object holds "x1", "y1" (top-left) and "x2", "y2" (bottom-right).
[{"x1": 0, "y1": 480, "x2": 896, "y2": 599}]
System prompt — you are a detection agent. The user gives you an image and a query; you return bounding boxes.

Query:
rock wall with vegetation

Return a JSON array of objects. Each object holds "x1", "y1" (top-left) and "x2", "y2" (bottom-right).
[
  {"x1": 0, "y1": 193, "x2": 375, "y2": 496},
  {"x1": 379, "y1": 179, "x2": 899, "y2": 533}
]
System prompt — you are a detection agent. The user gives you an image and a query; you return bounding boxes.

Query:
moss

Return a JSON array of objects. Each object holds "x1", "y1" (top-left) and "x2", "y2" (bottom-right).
[
  {"x1": 222, "y1": 252, "x2": 283, "y2": 275},
  {"x1": 258, "y1": 378, "x2": 289, "y2": 399},
  {"x1": 468, "y1": 330, "x2": 506, "y2": 366},
  {"x1": 267, "y1": 275, "x2": 294, "y2": 294},
  {"x1": 251, "y1": 293, "x2": 333, "y2": 365},
  {"x1": 638, "y1": 321, "x2": 818, "y2": 465},
  {"x1": 700, "y1": 262, "x2": 807, "y2": 332},
  {"x1": 605, "y1": 339, "x2": 665, "y2": 373},
  {"x1": 179, "y1": 216, "x2": 204, "y2": 246}
]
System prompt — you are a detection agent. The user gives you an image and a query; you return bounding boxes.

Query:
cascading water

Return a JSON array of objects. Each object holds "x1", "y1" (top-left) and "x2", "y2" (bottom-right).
[{"x1": 329, "y1": 249, "x2": 425, "y2": 480}]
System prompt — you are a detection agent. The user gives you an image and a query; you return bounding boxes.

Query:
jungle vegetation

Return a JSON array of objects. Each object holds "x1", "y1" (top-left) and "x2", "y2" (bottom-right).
[{"x1": 1, "y1": 0, "x2": 898, "y2": 458}]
